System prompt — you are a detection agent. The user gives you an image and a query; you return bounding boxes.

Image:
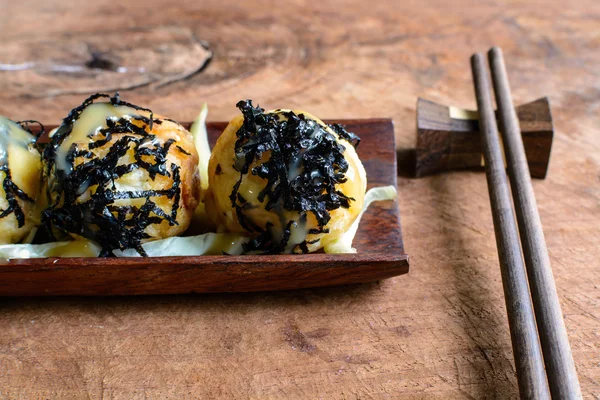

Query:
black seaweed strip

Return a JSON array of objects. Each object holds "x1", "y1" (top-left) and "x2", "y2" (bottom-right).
[
  {"x1": 17, "y1": 120, "x2": 45, "y2": 140},
  {"x1": 298, "y1": 241, "x2": 309, "y2": 254},
  {"x1": 0, "y1": 165, "x2": 34, "y2": 228},
  {"x1": 176, "y1": 145, "x2": 191, "y2": 155},
  {"x1": 328, "y1": 123, "x2": 361, "y2": 148}
]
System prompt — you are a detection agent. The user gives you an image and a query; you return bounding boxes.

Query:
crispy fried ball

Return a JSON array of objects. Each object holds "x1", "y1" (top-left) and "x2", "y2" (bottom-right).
[
  {"x1": 206, "y1": 101, "x2": 366, "y2": 253},
  {"x1": 43, "y1": 94, "x2": 200, "y2": 255}
]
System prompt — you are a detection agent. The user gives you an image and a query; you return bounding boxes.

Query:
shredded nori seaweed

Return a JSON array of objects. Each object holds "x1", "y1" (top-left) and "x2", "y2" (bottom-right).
[
  {"x1": 42, "y1": 93, "x2": 187, "y2": 256},
  {"x1": 328, "y1": 123, "x2": 361, "y2": 148},
  {"x1": 17, "y1": 120, "x2": 45, "y2": 140},
  {"x1": 0, "y1": 165, "x2": 34, "y2": 228},
  {"x1": 230, "y1": 100, "x2": 360, "y2": 254},
  {"x1": 0, "y1": 120, "x2": 44, "y2": 229}
]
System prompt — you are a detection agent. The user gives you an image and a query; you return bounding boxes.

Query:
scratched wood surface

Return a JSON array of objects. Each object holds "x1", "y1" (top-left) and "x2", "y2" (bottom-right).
[{"x1": 0, "y1": 0, "x2": 598, "y2": 398}]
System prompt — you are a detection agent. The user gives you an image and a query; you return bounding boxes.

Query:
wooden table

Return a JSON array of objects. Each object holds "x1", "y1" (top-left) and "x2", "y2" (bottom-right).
[{"x1": 1, "y1": 0, "x2": 598, "y2": 398}]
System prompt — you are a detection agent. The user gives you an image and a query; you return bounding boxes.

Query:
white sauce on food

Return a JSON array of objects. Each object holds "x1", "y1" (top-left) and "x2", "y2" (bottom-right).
[{"x1": 55, "y1": 103, "x2": 146, "y2": 174}]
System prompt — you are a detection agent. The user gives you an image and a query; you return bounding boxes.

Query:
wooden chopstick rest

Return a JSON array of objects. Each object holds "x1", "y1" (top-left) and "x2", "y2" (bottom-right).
[{"x1": 415, "y1": 97, "x2": 553, "y2": 178}]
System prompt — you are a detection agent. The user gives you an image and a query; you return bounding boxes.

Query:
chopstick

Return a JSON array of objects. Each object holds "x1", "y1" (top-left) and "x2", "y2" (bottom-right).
[
  {"x1": 488, "y1": 47, "x2": 582, "y2": 399},
  {"x1": 470, "y1": 53, "x2": 551, "y2": 399}
]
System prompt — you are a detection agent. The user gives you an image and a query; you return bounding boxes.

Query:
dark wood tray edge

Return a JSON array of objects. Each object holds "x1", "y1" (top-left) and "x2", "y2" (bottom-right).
[{"x1": 0, "y1": 253, "x2": 409, "y2": 296}]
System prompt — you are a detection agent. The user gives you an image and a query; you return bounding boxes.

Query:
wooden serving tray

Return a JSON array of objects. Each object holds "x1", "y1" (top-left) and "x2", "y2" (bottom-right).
[{"x1": 0, "y1": 119, "x2": 408, "y2": 296}]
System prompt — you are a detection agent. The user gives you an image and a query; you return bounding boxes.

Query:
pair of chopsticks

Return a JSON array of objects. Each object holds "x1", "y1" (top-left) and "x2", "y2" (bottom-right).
[{"x1": 471, "y1": 48, "x2": 582, "y2": 399}]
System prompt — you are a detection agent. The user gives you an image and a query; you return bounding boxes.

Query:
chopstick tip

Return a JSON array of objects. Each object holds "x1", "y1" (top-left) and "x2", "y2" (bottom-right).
[
  {"x1": 470, "y1": 52, "x2": 483, "y2": 62},
  {"x1": 470, "y1": 53, "x2": 485, "y2": 70},
  {"x1": 488, "y1": 46, "x2": 503, "y2": 59}
]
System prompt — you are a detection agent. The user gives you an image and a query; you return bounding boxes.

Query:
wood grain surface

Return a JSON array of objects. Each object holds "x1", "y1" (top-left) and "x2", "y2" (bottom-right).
[
  {"x1": 0, "y1": 120, "x2": 408, "y2": 296},
  {"x1": 0, "y1": 0, "x2": 599, "y2": 398}
]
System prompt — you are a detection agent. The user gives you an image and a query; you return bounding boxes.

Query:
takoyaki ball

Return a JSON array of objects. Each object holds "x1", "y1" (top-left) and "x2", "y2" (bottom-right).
[
  {"x1": 43, "y1": 93, "x2": 200, "y2": 256},
  {"x1": 0, "y1": 117, "x2": 43, "y2": 244},
  {"x1": 207, "y1": 100, "x2": 366, "y2": 254}
]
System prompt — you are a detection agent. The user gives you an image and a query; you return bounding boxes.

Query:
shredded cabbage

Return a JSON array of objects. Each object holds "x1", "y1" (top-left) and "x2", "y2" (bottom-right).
[
  {"x1": 188, "y1": 103, "x2": 217, "y2": 233},
  {"x1": 0, "y1": 240, "x2": 102, "y2": 259},
  {"x1": 113, "y1": 233, "x2": 247, "y2": 257},
  {"x1": 0, "y1": 233, "x2": 248, "y2": 260},
  {"x1": 324, "y1": 185, "x2": 398, "y2": 254},
  {"x1": 190, "y1": 103, "x2": 210, "y2": 193}
]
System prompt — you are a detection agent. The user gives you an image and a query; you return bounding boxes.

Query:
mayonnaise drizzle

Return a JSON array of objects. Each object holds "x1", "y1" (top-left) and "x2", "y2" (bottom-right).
[
  {"x1": 0, "y1": 116, "x2": 37, "y2": 164},
  {"x1": 55, "y1": 102, "x2": 146, "y2": 174}
]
